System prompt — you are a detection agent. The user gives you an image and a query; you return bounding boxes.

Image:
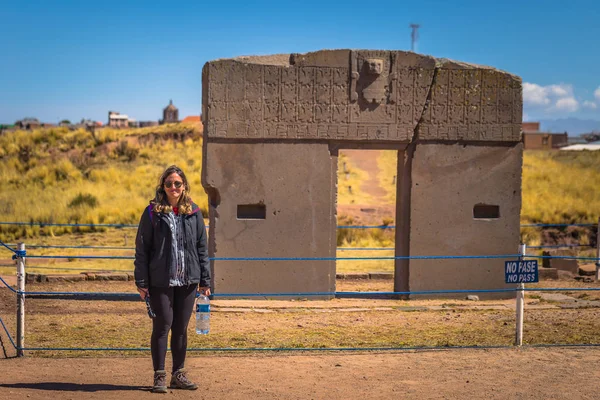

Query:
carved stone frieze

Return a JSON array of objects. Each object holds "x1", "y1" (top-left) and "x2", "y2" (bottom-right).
[{"x1": 203, "y1": 50, "x2": 522, "y2": 143}]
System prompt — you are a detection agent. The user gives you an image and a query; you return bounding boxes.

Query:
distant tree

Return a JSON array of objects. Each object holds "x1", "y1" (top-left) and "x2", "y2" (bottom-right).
[{"x1": 60, "y1": 119, "x2": 71, "y2": 125}]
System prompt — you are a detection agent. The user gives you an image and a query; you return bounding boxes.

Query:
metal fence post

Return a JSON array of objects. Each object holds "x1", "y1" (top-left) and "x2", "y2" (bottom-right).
[
  {"x1": 596, "y1": 218, "x2": 599, "y2": 282},
  {"x1": 515, "y1": 243, "x2": 526, "y2": 347},
  {"x1": 16, "y1": 242, "x2": 25, "y2": 357}
]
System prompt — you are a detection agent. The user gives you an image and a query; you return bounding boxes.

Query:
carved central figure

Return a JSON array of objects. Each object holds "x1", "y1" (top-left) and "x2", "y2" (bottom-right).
[
  {"x1": 351, "y1": 52, "x2": 392, "y2": 105},
  {"x1": 366, "y1": 58, "x2": 383, "y2": 75}
]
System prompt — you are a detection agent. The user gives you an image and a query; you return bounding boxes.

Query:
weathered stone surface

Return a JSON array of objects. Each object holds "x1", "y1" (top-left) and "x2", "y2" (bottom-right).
[
  {"x1": 369, "y1": 272, "x2": 393, "y2": 280},
  {"x1": 45, "y1": 274, "x2": 86, "y2": 283},
  {"x1": 202, "y1": 49, "x2": 523, "y2": 299},
  {"x1": 203, "y1": 142, "x2": 336, "y2": 297},
  {"x1": 578, "y1": 264, "x2": 597, "y2": 276},
  {"x1": 336, "y1": 273, "x2": 370, "y2": 280},
  {"x1": 81, "y1": 271, "x2": 112, "y2": 281},
  {"x1": 93, "y1": 273, "x2": 128, "y2": 281},
  {"x1": 539, "y1": 268, "x2": 559, "y2": 280},
  {"x1": 403, "y1": 143, "x2": 522, "y2": 299},
  {"x1": 549, "y1": 258, "x2": 579, "y2": 274},
  {"x1": 202, "y1": 50, "x2": 521, "y2": 144},
  {"x1": 419, "y1": 60, "x2": 521, "y2": 141}
]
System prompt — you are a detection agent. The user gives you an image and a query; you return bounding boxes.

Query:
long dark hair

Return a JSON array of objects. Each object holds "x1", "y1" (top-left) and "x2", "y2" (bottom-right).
[{"x1": 151, "y1": 165, "x2": 193, "y2": 214}]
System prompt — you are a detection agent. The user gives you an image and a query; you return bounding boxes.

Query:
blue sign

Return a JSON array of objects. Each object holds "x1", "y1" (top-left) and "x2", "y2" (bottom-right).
[{"x1": 505, "y1": 260, "x2": 538, "y2": 283}]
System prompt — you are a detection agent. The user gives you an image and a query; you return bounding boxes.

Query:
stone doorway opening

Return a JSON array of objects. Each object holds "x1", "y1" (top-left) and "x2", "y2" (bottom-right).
[{"x1": 335, "y1": 148, "x2": 401, "y2": 287}]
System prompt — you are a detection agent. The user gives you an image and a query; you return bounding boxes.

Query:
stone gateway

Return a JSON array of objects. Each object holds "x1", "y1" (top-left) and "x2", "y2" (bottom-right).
[{"x1": 201, "y1": 50, "x2": 523, "y2": 299}]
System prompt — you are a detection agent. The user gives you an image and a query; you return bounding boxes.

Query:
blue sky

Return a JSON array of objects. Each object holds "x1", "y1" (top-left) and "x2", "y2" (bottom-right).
[{"x1": 1, "y1": 0, "x2": 599, "y2": 124}]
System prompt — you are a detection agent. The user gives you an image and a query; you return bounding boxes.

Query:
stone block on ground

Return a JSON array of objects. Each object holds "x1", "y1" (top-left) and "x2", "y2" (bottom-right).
[
  {"x1": 542, "y1": 250, "x2": 577, "y2": 268},
  {"x1": 549, "y1": 258, "x2": 579, "y2": 274},
  {"x1": 93, "y1": 273, "x2": 128, "y2": 281},
  {"x1": 336, "y1": 273, "x2": 369, "y2": 280},
  {"x1": 369, "y1": 272, "x2": 393, "y2": 280},
  {"x1": 539, "y1": 268, "x2": 558, "y2": 280},
  {"x1": 578, "y1": 263, "x2": 597, "y2": 276},
  {"x1": 45, "y1": 274, "x2": 86, "y2": 283},
  {"x1": 81, "y1": 271, "x2": 111, "y2": 281},
  {"x1": 557, "y1": 270, "x2": 576, "y2": 280}
]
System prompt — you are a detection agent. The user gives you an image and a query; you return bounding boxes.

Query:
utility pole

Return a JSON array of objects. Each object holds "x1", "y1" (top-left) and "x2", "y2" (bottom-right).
[{"x1": 410, "y1": 23, "x2": 420, "y2": 53}]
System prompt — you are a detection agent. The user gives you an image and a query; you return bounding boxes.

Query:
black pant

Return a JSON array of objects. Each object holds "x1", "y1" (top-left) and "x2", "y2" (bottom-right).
[{"x1": 149, "y1": 285, "x2": 197, "y2": 372}]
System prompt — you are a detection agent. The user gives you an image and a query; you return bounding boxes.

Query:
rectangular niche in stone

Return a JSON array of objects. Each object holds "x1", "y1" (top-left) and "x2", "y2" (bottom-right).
[
  {"x1": 237, "y1": 204, "x2": 266, "y2": 220},
  {"x1": 473, "y1": 204, "x2": 500, "y2": 219}
]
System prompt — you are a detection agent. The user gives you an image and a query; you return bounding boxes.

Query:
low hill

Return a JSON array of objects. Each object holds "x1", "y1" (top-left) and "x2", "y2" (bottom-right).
[{"x1": 0, "y1": 123, "x2": 207, "y2": 240}]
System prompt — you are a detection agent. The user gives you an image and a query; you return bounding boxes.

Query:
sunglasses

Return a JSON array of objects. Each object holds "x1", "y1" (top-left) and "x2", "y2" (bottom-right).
[{"x1": 164, "y1": 181, "x2": 183, "y2": 189}]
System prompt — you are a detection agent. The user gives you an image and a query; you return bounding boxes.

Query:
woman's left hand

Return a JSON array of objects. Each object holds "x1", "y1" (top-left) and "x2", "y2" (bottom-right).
[{"x1": 199, "y1": 287, "x2": 211, "y2": 296}]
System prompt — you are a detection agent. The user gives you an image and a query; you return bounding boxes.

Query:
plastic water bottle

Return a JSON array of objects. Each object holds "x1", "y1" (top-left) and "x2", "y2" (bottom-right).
[{"x1": 195, "y1": 293, "x2": 210, "y2": 334}]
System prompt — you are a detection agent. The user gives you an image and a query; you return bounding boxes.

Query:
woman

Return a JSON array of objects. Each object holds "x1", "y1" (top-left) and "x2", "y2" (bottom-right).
[{"x1": 134, "y1": 165, "x2": 211, "y2": 393}]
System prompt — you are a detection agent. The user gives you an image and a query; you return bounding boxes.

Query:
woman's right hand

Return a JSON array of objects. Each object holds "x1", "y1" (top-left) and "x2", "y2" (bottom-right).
[{"x1": 137, "y1": 287, "x2": 149, "y2": 300}]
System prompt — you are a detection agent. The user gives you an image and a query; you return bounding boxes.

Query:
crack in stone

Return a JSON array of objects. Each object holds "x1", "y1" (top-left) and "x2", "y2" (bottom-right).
[
  {"x1": 396, "y1": 61, "x2": 440, "y2": 295},
  {"x1": 412, "y1": 63, "x2": 440, "y2": 143}
]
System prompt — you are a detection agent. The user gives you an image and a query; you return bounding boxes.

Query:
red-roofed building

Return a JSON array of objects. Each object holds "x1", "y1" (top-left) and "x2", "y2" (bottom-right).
[{"x1": 182, "y1": 116, "x2": 201, "y2": 123}]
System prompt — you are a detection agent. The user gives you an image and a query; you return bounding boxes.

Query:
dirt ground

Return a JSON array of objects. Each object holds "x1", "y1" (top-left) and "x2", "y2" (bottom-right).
[
  {"x1": 1, "y1": 279, "x2": 600, "y2": 399},
  {"x1": 0, "y1": 347, "x2": 599, "y2": 399}
]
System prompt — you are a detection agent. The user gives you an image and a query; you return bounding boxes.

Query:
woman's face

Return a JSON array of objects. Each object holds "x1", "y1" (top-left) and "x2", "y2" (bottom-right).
[{"x1": 163, "y1": 172, "x2": 185, "y2": 205}]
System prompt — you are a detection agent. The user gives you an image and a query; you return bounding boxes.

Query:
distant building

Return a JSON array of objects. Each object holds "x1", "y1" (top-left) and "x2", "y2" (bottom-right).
[
  {"x1": 108, "y1": 111, "x2": 129, "y2": 128},
  {"x1": 80, "y1": 119, "x2": 100, "y2": 127},
  {"x1": 182, "y1": 115, "x2": 201, "y2": 123},
  {"x1": 139, "y1": 121, "x2": 159, "y2": 128},
  {"x1": 522, "y1": 121, "x2": 568, "y2": 150},
  {"x1": 160, "y1": 100, "x2": 179, "y2": 124},
  {"x1": 182, "y1": 115, "x2": 203, "y2": 134},
  {"x1": 523, "y1": 132, "x2": 568, "y2": 149},
  {"x1": 522, "y1": 122, "x2": 540, "y2": 133},
  {"x1": 15, "y1": 118, "x2": 40, "y2": 130}
]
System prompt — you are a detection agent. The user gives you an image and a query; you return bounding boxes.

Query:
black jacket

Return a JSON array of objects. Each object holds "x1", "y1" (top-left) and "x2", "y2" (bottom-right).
[{"x1": 134, "y1": 202, "x2": 210, "y2": 289}]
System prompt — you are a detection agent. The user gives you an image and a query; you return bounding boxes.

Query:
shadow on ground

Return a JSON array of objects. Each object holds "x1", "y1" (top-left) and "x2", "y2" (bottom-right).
[{"x1": 0, "y1": 383, "x2": 147, "y2": 392}]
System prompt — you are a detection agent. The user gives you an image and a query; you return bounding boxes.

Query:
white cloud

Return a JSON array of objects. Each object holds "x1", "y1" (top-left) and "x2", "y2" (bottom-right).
[
  {"x1": 594, "y1": 86, "x2": 600, "y2": 101},
  {"x1": 523, "y1": 83, "x2": 552, "y2": 106},
  {"x1": 555, "y1": 97, "x2": 579, "y2": 112},
  {"x1": 523, "y1": 82, "x2": 588, "y2": 114},
  {"x1": 548, "y1": 84, "x2": 570, "y2": 97}
]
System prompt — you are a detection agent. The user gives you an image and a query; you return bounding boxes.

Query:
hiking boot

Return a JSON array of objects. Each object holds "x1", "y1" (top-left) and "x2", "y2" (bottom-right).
[
  {"x1": 170, "y1": 369, "x2": 198, "y2": 390},
  {"x1": 152, "y1": 370, "x2": 168, "y2": 393}
]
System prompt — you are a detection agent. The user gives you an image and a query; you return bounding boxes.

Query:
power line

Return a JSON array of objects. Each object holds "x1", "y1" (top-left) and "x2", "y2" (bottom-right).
[{"x1": 410, "y1": 23, "x2": 420, "y2": 52}]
